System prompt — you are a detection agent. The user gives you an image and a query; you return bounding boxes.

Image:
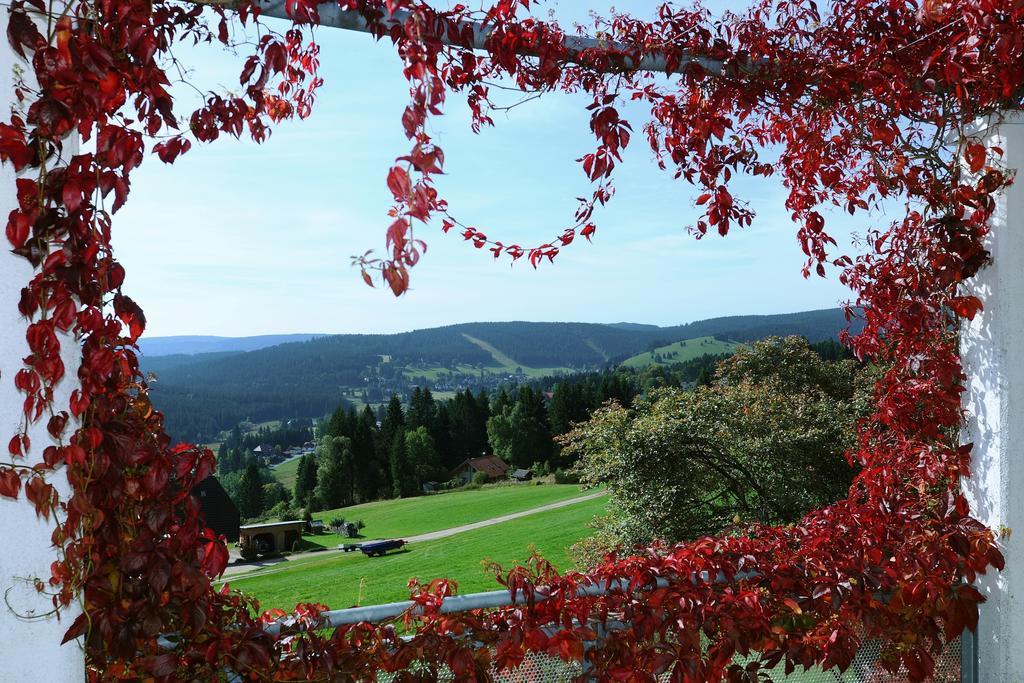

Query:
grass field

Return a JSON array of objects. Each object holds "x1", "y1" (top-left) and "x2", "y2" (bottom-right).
[
  {"x1": 304, "y1": 484, "x2": 589, "y2": 547},
  {"x1": 226, "y1": 495, "x2": 606, "y2": 610},
  {"x1": 620, "y1": 336, "x2": 739, "y2": 369},
  {"x1": 224, "y1": 486, "x2": 892, "y2": 681},
  {"x1": 271, "y1": 455, "x2": 304, "y2": 490}
]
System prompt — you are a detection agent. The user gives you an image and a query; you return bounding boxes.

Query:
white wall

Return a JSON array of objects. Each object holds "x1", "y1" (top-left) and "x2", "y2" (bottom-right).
[
  {"x1": 961, "y1": 112, "x2": 1024, "y2": 680},
  {"x1": 0, "y1": 13, "x2": 86, "y2": 681}
]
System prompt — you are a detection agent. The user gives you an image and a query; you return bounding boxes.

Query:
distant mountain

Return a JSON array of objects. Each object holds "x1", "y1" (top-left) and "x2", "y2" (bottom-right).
[
  {"x1": 141, "y1": 351, "x2": 244, "y2": 374},
  {"x1": 139, "y1": 334, "x2": 325, "y2": 357},
  {"x1": 606, "y1": 322, "x2": 661, "y2": 331},
  {"x1": 145, "y1": 308, "x2": 856, "y2": 442},
  {"x1": 644, "y1": 308, "x2": 861, "y2": 360}
]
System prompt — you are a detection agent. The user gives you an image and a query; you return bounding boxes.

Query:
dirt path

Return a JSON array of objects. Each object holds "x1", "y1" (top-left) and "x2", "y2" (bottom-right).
[
  {"x1": 222, "y1": 490, "x2": 606, "y2": 579},
  {"x1": 403, "y1": 490, "x2": 606, "y2": 543}
]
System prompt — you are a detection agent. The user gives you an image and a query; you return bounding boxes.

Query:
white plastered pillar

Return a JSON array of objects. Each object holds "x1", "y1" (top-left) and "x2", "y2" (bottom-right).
[
  {"x1": 0, "y1": 12, "x2": 86, "y2": 682},
  {"x1": 961, "y1": 112, "x2": 1024, "y2": 681}
]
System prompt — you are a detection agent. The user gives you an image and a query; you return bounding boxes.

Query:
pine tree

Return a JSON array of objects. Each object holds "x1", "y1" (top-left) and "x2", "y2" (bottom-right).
[
  {"x1": 473, "y1": 389, "x2": 492, "y2": 454},
  {"x1": 352, "y1": 406, "x2": 381, "y2": 502},
  {"x1": 407, "y1": 387, "x2": 437, "y2": 432},
  {"x1": 314, "y1": 436, "x2": 355, "y2": 510},
  {"x1": 380, "y1": 395, "x2": 405, "y2": 445},
  {"x1": 433, "y1": 403, "x2": 455, "y2": 469},
  {"x1": 293, "y1": 453, "x2": 318, "y2": 508},
  {"x1": 237, "y1": 462, "x2": 265, "y2": 519},
  {"x1": 491, "y1": 387, "x2": 512, "y2": 414},
  {"x1": 486, "y1": 386, "x2": 552, "y2": 468},
  {"x1": 549, "y1": 382, "x2": 592, "y2": 436},
  {"x1": 445, "y1": 389, "x2": 490, "y2": 462},
  {"x1": 389, "y1": 430, "x2": 417, "y2": 498},
  {"x1": 325, "y1": 405, "x2": 353, "y2": 439}
]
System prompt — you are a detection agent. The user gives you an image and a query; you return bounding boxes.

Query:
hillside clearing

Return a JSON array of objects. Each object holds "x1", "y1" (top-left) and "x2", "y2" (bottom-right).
[
  {"x1": 271, "y1": 455, "x2": 303, "y2": 490},
  {"x1": 461, "y1": 333, "x2": 574, "y2": 377},
  {"x1": 620, "y1": 336, "x2": 739, "y2": 369}
]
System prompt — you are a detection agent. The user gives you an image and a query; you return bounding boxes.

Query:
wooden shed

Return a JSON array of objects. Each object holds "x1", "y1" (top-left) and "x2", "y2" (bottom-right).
[
  {"x1": 238, "y1": 520, "x2": 307, "y2": 558},
  {"x1": 511, "y1": 468, "x2": 533, "y2": 482}
]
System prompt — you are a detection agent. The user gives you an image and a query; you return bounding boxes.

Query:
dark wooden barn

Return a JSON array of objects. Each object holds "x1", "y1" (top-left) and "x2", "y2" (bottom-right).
[{"x1": 192, "y1": 476, "x2": 240, "y2": 543}]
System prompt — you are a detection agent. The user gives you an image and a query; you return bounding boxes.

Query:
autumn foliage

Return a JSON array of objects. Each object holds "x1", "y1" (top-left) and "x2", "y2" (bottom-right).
[{"x1": 2, "y1": 0, "x2": 1021, "y2": 680}]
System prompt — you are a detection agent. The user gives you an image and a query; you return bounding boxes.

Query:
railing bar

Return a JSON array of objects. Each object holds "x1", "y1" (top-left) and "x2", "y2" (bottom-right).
[
  {"x1": 265, "y1": 571, "x2": 766, "y2": 634},
  {"x1": 264, "y1": 577, "x2": 675, "y2": 634},
  {"x1": 191, "y1": 0, "x2": 730, "y2": 76}
]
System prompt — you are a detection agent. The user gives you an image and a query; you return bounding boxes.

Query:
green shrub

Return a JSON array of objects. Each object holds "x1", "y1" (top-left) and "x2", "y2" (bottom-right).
[
  {"x1": 554, "y1": 468, "x2": 580, "y2": 485},
  {"x1": 531, "y1": 461, "x2": 551, "y2": 477},
  {"x1": 266, "y1": 501, "x2": 295, "y2": 521}
]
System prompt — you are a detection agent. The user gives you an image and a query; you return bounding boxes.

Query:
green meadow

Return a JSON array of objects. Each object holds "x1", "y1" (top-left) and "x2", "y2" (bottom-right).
[
  {"x1": 303, "y1": 483, "x2": 590, "y2": 547},
  {"x1": 619, "y1": 335, "x2": 739, "y2": 368},
  {"x1": 226, "y1": 494, "x2": 606, "y2": 611}
]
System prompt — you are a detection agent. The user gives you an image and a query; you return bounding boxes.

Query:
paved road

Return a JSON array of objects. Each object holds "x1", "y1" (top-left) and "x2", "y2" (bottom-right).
[{"x1": 222, "y1": 490, "x2": 606, "y2": 579}]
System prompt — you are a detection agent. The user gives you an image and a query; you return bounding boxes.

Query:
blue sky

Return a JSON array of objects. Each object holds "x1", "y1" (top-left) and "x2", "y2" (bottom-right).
[{"x1": 114, "y1": 1, "x2": 871, "y2": 336}]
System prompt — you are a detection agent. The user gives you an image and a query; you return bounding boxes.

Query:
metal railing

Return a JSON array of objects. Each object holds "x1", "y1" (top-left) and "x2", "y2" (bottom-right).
[
  {"x1": 260, "y1": 576, "x2": 967, "y2": 682},
  {"x1": 263, "y1": 576, "x2": 664, "y2": 636}
]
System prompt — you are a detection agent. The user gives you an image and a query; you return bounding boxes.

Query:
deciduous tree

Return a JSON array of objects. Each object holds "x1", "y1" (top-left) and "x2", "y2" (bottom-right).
[
  {"x1": 565, "y1": 337, "x2": 864, "y2": 548},
  {"x1": 405, "y1": 426, "x2": 442, "y2": 487}
]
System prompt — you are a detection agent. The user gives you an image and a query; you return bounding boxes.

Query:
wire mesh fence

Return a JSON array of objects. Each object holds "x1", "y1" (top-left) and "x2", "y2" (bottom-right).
[
  {"x1": 291, "y1": 583, "x2": 964, "y2": 682},
  {"x1": 376, "y1": 631, "x2": 961, "y2": 681}
]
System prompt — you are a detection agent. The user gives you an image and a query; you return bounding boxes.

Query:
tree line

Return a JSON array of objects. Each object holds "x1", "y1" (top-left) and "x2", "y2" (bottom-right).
[
  {"x1": 150, "y1": 313, "x2": 853, "y2": 442},
  {"x1": 221, "y1": 339, "x2": 853, "y2": 520},
  {"x1": 290, "y1": 365, "x2": 679, "y2": 515}
]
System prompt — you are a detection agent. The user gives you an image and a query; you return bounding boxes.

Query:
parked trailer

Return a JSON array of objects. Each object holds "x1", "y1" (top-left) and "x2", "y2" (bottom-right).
[{"x1": 359, "y1": 539, "x2": 406, "y2": 557}]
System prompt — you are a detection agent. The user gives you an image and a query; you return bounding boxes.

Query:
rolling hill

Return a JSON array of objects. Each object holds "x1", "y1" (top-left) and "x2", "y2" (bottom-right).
[
  {"x1": 143, "y1": 308, "x2": 856, "y2": 442},
  {"x1": 139, "y1": 334, "x2": 324, "y2": 356},
  {"x1": 620, "y1": 336, "x2": 740, "y2": 369}
]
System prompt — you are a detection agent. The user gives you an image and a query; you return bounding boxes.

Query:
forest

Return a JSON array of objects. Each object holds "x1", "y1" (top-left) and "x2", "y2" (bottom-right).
[
  {"x1": 219, "y1": 338, "x2": 853, "y2": 523},
  {"x1": 146, "y1": 309, "x2": 855, "y2": 442}
]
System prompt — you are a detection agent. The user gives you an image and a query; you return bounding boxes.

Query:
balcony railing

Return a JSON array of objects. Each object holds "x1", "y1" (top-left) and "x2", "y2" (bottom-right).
[{"x1": 258, "y1": 577, "x2": 968, "y2": 682}]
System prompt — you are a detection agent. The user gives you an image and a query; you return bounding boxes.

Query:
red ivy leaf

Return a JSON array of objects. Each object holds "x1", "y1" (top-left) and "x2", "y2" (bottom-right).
[
  {"x1": 0, "y1": 468, "x2": 21, "y2": 499},
  {"x1": 949, "y1": 295, "x2": 983, "y2": 320},
  {"x1": 386, "y1": 166, "x2": 412, "y2": 202},
  {"x1": 965, "y1": 143, "x2": 986, "y2": 174}
]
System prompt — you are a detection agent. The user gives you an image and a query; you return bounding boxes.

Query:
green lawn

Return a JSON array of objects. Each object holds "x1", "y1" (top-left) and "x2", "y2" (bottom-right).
[
  {"x1": 226, "y1": 495, "x2": 606, "y2": 611},
  {"x1": 620, "y1": 336, "x2": 739, "y2": 369},
  {"x1": 225, "y1": 489, "x2": 904, "y2": 682},
  {"x1": 306, "y1": 484, "x2": 589, "y2": 547},
  {"x1": 271, "y1": 455, "x2": 303, "y2": 490}
]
